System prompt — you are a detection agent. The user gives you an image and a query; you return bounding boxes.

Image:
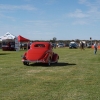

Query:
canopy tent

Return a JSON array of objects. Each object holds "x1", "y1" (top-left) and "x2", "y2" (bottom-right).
[
  {"x1": 1, "y1": 32, "x2": 16, "y2": 40},
  {"x1": 18, "y1": 35, "x2": 30, "y2": 42},
  {"x1": 0, "y1": 36, "x2": 3, "y2": 41},
  {"x1": 0, "y1": 32, "x2": 20, "y2": 51},
  {"x1": 0, "y1": 36, "x2": 2, "y2": 48}
]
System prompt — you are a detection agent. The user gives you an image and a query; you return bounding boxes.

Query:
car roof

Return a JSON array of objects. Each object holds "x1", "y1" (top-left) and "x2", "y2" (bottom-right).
[{"x1": 30, "y1": 42, "x2": 51, "y2": 49}]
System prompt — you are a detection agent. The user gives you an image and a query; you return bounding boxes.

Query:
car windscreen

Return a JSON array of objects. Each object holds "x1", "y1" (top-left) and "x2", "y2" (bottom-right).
[
  {"x1": 34, "y1": 44, "x2": 45, "y2": 48},
  {"x1": 69, "y1": 43, "x2": 77, "y2": 46}
]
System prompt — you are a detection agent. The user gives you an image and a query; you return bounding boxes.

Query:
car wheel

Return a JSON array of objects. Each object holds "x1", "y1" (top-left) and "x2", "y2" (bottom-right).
[
  {"x1": 56, "y1": 56, "x2": 59, "y2": 63},
  {"x1": 47, "y1": 58, "x2": 51, "y2": 66},
  {"x1": 23, "y1": 61, "x2": 27, "y2": 65},
  {"x1": 23, "y1": 61, "x2": 29, "y2": 66},
  {"x1": 26, "y1": 62, "x2": 29, "y2": 66}
]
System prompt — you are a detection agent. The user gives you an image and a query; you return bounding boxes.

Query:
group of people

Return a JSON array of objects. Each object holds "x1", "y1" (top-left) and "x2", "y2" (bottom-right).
[
  {"x1": 80, "y1": 41, "x2": 98, "y2": 54},
  {"x1": 20, "y1": 42, "x2": 32, "y2": 50}
]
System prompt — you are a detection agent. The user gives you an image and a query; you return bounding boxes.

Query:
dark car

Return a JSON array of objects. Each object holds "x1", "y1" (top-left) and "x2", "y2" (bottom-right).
[{"x1": 69, "y1": 43, "x2": 78, "y2": 49}]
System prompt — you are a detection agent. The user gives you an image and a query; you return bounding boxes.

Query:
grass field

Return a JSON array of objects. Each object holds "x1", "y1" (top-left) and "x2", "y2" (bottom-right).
[{"x1": 0, "y1": 48, "x2": 100, "y2": 100}]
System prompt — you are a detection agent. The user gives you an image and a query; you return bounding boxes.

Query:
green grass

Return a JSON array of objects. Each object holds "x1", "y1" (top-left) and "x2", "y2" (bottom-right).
[{"x1": 0, "y1": 48, "x2": 100, "y2": 100}]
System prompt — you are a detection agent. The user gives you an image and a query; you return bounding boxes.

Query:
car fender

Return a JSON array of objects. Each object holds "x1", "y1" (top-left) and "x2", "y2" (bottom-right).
[{"x1": 52, "y1": 53, "x2": 59, "y2": 62}]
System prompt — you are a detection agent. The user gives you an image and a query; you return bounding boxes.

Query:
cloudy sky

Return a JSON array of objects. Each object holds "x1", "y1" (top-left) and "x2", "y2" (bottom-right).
[{"x1": 0, "y1": 0, "x2": 100, "y2": 40}]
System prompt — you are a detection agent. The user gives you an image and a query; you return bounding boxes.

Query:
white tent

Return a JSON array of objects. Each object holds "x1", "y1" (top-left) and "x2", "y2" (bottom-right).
[
  {"x1": 0, "y1": 36, "x2": 3, "y2": 41},
  {"x1": 1, "y1": 32, "x2": 16, "y2": 40},
  {"x1": 1, "y1": 32, "x2": 20, "y2": 51},
  {"x1": 0, "y1": 36, "x2": 2, "y2": 48}
]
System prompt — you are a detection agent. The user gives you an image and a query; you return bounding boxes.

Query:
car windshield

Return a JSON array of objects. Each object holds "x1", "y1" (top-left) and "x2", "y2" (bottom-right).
[
  {"x1": 70, "y1": 43, "x2": 76, "y2": 46},
  {"x1": 34, "y1": 44, "x2": 45, "y2": 47}
]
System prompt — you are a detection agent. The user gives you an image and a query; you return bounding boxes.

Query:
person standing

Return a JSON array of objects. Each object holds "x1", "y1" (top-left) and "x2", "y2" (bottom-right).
[
  {"x1": 94, "y1": 41, "x2": 97, "y2": 54},
  {"x1": 80, "y1": 41, "x2": 85, "y2": 50}
]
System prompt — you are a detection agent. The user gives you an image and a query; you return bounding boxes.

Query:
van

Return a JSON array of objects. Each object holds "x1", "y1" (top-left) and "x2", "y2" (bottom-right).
[{"x1": 69, "y1": 42, "x2": 78, "y2": 49}]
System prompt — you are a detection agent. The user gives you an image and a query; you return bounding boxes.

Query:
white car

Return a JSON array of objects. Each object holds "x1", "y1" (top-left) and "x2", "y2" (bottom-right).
[{"x1": 58, "y1": 43, "x2": 65, "y2": 47}]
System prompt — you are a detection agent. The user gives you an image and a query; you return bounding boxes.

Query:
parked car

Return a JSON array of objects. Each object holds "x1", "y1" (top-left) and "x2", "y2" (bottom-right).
[
  {"x1": 51, "y1": 43, "x2": 56, "y2": 48},
  {"x1": 22, "y1": 42, "x2": 59, "y2": 66},
  {"x1": 86, "y1": 43, "x2": 93, "y2": 48},
  {"x1": 69, "y1": 42, "x2": 78, "y2": 49},
  {"x1": 58, "y1": 43, "x2": 65, "y2": 47}
]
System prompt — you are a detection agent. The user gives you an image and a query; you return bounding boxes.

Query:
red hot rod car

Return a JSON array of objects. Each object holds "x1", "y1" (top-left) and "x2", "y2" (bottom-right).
[{"x1": 22, "y1": 42, "x2": 59, "y2": 66}]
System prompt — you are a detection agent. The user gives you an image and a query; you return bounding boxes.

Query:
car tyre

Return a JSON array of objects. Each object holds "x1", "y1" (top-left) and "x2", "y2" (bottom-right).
[
  {"x1": 47, "y1": 58, "x2": 51, "y2": 66},
  {"x1": 23, "y1": 61, "x2": 27, "y2": 65},
  {"x1": 56, "y1": 56, "x2": 59, "y2": 63},
  {"x1": 26, "y1": 62, "x2": 29, "y2": 66},
  {"x1": 23, "y1": 61, "x2": 29, "y2": 66}
]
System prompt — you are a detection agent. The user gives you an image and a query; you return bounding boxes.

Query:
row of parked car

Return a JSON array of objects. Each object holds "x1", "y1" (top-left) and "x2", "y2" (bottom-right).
[
  {"x1": 52, "y1": 42, "x2": 78, "y2": 48},
  {"x1": 52, "y1": 42, "x2": 93, "y2": 49}
]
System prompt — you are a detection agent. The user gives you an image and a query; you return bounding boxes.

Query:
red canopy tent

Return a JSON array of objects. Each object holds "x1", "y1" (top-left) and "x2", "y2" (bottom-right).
[
  {"x1": 18, "y1": 35, "x2": 30, "y2": 50},
  {"x1": 18, "y1": 35, "x2": 30, "y2": 42}
]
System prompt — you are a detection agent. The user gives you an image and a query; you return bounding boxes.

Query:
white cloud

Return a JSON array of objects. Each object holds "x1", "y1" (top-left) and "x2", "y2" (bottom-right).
[
  {"x1": 73, "y1": 20, "x2": 88, "y2": 25},
  {"x1": 45, "y1": 0, "x2": 56, "y2": 5},
  {"x1": 68, "y1": 9, "x2": 88, "y2": 18},
  {"x1": 67, "y1": 0, "x2": 100, "y2": 25},
  {"x1": 25, "y1": 20, "x2": 60, "y2": 28},
  {"x1": 81, "y1": 0, "x2": 100, "y2": 21},
  {"x1": 0, "y1": 4, "x2": 36, "y2": 11},
  {"x1": 24, "y1": 0, "x2": 31, "y2": 1},
  {"x1": 0, "y1": 4, "x2": 37, "y2": 20},
  {"x1": 79, "y1": 0, "x2": 87, "y2": 4},
  {"x1": 0, "y1": 12, "x2": 15, "y2": 21},
  {"x1": 79, "y1": 0, "x2": 100, "y2": 9}
]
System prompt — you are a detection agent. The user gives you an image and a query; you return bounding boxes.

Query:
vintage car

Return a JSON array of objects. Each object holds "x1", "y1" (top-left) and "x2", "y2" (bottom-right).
[{"x1": 22, "y1": 42, "x2": 59, "y2": 66}]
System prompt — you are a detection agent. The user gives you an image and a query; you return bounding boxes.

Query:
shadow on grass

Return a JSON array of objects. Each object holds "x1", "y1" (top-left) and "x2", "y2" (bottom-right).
[
  {"x1": 29, "y1": 62, "x2": 76, "y2": 67},
  {"x1": 0, "y1": 53, "x2": 11, "y2": 55}
]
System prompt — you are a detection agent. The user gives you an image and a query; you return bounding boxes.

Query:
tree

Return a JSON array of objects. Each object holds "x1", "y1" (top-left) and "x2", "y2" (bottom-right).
[{"x1": 52, "y1": 37, "x2": 57, "y2": 43}]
